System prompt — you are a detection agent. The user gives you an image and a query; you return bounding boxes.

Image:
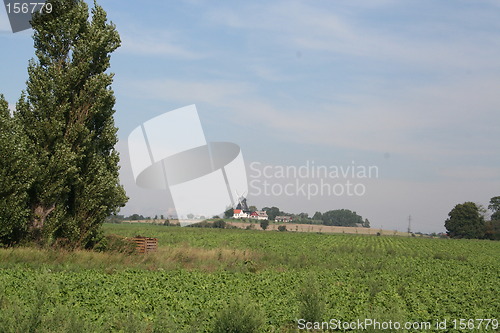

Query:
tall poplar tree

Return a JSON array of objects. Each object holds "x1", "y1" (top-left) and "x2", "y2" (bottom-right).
[
  {"x1": 15, "y1": 0, "x2": 127, "y2": 247},
  {"x1": 0, "y1": 95, "x2": 35, "y2": 246}
]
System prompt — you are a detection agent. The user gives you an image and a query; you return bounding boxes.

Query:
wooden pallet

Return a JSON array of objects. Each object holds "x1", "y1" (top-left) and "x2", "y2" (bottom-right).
[{"x1": 131, "y1": 237, "x2": 158, "y2": 254}]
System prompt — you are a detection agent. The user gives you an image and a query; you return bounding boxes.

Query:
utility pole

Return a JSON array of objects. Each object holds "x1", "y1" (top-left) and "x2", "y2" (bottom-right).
[{"x1": 407, "y1": 215, "x2": 412, "y2": 235}]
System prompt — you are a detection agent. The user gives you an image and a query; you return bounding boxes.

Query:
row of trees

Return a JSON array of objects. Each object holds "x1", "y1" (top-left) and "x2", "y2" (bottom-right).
[
  {"x1": 445, "y1": 196, "x2": 500, "y2": 240},
  {"x1": 224, "y1": 205, "x2": 370, "y2": 228},
  {"x1": 312, "y1": 210, "x2": 370, "y2": 228},
  {"x1": 259, "y1": 207, "x2": 370, "y2": 228},
  {"x1": 0, "y1": 0, "x2": 127, "y2": 248}
]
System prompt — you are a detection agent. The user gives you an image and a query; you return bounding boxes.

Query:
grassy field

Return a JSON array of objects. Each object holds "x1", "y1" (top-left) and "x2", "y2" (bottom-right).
[
  {"x1": 123, "y1": 219, "x2": 410, "y2": 236},
  {"x1": 0, "y1": 223, "x2": 499, "y2": 332}
]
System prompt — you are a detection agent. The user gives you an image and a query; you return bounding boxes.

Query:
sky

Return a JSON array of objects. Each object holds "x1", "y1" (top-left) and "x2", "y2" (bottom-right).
[{"x1": 1, "y1": 0, "x2": 499, "y2": 233}]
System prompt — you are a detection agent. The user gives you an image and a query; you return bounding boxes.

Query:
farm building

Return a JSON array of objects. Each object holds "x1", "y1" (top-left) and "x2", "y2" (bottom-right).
[
  {"x1": 250, "y1": 211, "x2": 268, "y2": 220},
  {"x1": 233, "y1": 209, "x2": 250, "y2": 219},
  {"x1": 233, "y1": 195, "x2": 251, "y2": 219}
]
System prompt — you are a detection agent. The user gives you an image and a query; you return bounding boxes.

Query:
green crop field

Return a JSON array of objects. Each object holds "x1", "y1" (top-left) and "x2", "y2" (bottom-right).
[{"x1": 0, "y1": 224, "x2": 499, "y2": 332}]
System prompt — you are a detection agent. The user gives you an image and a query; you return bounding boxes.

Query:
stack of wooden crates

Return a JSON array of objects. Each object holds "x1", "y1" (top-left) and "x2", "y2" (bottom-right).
[{"x1": 131, "y1": 236, "x2": 158, "y2": 254}]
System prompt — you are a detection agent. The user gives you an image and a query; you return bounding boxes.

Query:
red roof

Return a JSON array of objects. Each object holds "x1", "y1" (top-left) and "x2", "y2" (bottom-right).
[
  {"x1": 250, "y1": 212, "x2": 258, "y2": 216},
  {"x1": 234, "y1": 209, "x2": 242, "y2": 214}
]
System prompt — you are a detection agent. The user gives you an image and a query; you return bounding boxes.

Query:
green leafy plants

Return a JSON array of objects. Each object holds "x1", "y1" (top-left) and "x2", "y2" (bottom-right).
[
  {"x1": 0, "y1": 224, "x2": 498, "y2": 332},
  {"x1": 212, "y1": 297, "x2": 264, "y2": 333},
  {"x1": 297, "y1": 275, "x2": 325, "y2": 323}
]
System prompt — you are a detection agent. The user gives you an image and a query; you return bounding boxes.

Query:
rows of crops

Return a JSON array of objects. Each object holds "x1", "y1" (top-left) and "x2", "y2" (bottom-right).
[{"x1": 0, "y1": 224, "x2": 499, "y2": 332}]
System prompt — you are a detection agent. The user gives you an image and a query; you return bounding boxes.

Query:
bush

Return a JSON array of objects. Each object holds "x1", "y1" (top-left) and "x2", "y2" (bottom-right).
[
  {"x1": 297, "y1": 276, "x2": 324, "y2": 323},
  {"x1": 213, "y1": 220, "x2": 227, "y2": 229},
  {"x1": 212, "y1": 297, "x2": 264, "y2": 333},
  {"x1": 93, "y1": 234, "x2": 136, "y2": 254},
  {"x1": 187, "y1": 221, "x2": 212, "y2": 228},
  {"x1": 260, "y1": 220, "x2": 269, "y2": 230},
  {"x1": 278, "y1": 225, "x2": 287, "y2": 232}
]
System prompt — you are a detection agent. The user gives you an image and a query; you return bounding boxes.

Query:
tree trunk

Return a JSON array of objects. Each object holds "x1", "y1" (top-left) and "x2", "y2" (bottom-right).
[{"x1": 31, "y1": 204, "x2": 56, "y2": 231}]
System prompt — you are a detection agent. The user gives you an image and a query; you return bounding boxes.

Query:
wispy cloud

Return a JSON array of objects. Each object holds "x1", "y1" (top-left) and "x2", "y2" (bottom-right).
[
  {"x1": 249, "y1": 64, "x2": 294, "y2": 82},
  {"x1": 239, "y1": 77, "x2": 499, "y2": 158},
  {"x1": 206, "y1": 0, "x2": 500, "y2": 71},
  {"x1": 103, "y1": 0, "x2": 500, "y2": 232},
  {"x1": 194, "y1": 1, "x2": 500, "y2": 160},
  {"x1": 119, "y1": 71, "x2": 500, "y2": 160},
  {"x1": 119, "y1": 29, "x2": 201, "y2": 59},
  {"x1": 123, "y1": 78, "x2": 252, "y2": 106}
]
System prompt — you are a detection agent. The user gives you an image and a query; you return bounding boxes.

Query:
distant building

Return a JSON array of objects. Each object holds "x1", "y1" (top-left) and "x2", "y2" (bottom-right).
[
  {"x1": 250, "y1": 211, "x2": 268, "y2": 220},
  {"x1": 275, "y1": 216, "x2": 292, "y2": 223},
  {"x1": 233, "y1": 209, "x2": 250, "y2": 219},
  {"x1": 233, "y1": 195, "x2": 251, "y2": 219}
]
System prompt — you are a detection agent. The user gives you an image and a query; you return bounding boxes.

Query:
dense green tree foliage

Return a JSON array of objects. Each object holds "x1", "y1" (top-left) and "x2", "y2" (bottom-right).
[
  {"x1": 485, "y1": 196, "x2": 500, "y2": 240},
  {"x1": 312, "y1": 212, "x2": 322, "y2": 220},
  {"x1": 0, "y1": 95, "x2": 36, "y2": 245},
  {"x1": 445, "y1": 202, "x2": 485, "y2": 239},
  {"x1": 488, "y1": 196, "x2": 500, "y2": 221},
  {"x1": 128, "y1": 214, "x2": 145, "y2": 221},
  {"x1": 212, "y1": 219, "x2": 227, "y2": 229},
  {"x1": 224, "y1": 207, "x2": 234, "y2": 219},
  {"x1": 262, "y1": 206, "x2": 282, "y2": 221},
  {"x1": 0, "y1": 0, "x2": 127, "y2": 247},
  {"x1": 320, "y1": 209, "x2": 364, "y2": 227},
  {"x1": 485, "y1": 220, "x2": 500, "y2": 240}
]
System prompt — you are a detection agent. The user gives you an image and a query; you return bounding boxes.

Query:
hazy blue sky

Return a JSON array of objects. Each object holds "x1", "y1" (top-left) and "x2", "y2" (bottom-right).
[{"x1": 1, "y1": 0, "x2": 499, "y2": 232}]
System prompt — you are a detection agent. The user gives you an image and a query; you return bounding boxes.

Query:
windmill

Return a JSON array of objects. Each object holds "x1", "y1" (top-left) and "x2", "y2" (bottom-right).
[{"x1": 235, "y1": 191, "x2": 250, "y2": 213}]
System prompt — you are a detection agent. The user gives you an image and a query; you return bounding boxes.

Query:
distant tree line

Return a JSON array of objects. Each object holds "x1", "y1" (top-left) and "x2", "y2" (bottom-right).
[
  {"x1": 188, "y1": 219, "x2": 237, "y2": 229},
  {"x1": 312, "y1": 210, "x2": 370, "y2": 228},
  {"x1": 445, "y1": 196, "x2": 500, "y2": 240},
  {"x1": 107, "y1": 214, "x2": 170, "y2": 222},
  {"x1": 262, "y1": 207, "x2": 370, "y2": 228},
  {"x1": 224, "y1": 204, "x2": 370, "y2": 228}
]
